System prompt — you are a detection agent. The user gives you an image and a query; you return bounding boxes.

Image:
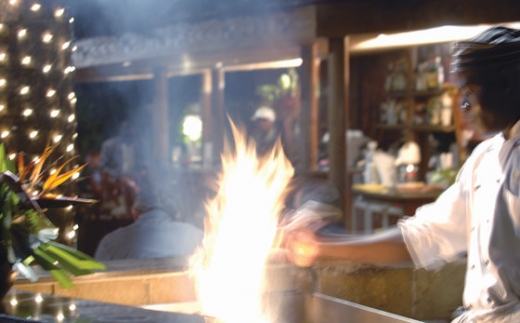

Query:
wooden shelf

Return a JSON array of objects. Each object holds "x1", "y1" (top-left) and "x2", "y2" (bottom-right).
[{"x1": 376, "y1": 124, "x2": 455, "y2": 132}]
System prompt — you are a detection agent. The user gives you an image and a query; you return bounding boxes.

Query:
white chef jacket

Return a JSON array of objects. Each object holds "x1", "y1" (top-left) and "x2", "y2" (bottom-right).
[{"x1": 398, "y1": 120, "x2": 520, "y2": 323}]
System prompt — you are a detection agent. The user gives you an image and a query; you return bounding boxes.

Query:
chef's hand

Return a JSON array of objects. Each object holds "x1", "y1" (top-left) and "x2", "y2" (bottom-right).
[{"x1": 284, "y1": 220, "x2": 325, "y2": 267}]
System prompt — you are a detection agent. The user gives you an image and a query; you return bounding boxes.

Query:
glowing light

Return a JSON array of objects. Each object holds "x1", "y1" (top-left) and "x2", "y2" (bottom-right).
[
  {"x1": 49, "y1": 168, "x2": 57, "y2": 175},
  {"x1": 69, "y1": 18, "x2": 75, "y2": 24},
  {"x1": 71, "y1": 97, "x2": 77, "y2": 104},
  {"x1": 10, "y1": 298, "x2": 18, "y2": 306},
  {"x1": 72, "y1": 133, "x2": 78, "y2": 139},
  {"x1": 0, "y1": 79, "x2": 5, "y2": 87},
  {"x1": 68, "y1": 114, "x2": 75, "y2": 122},
  {"x1": 73, "y1": 224, "x2": 79, "y2": 230},
  {"x1": 23, "y1": 109, "x2": 33, "y2": 116},
  {"x1": 0, "y1": 105, "x2": 4, "y2": 111},
  {"x1": 9, "y1": 0, "x2": 17, "y2": 4},
  {"x1": 42, "y1": 33, "x2": 53, "y2": 43},
  {"x1": 66, "y1": 205, "x2": 73, "y2": 211},
  {"x1": 189, "y1": 122, "x2": 294, "y2": 323},
  {"x1": 61, "y1": 41, "x2": 70, "y2": 50},
  {"x1": 68, "y1": 92, "x2": 75, "y2": 100},
  {"x1": 8, "y1": 153, "x2": 15, "y2": 160},
  {"x1": 50, "y1": 109, "x2": 60, "y2": 118},
  {"x1": 0, "y1": 24, "x2": 2, "y2": 30},
  {"x1": 53, "y1": 134, "x2": 62, "y2": 143},
  {"x1": 0, "y1": 53, "x2": 5, "y2": 61},
  {"x1": 56, "y1": 312, "x2": 64, "y2": 322},
  {"x1": 34, "y1": 294, "x2": 43, "y2": 303},
  {"x1": 46, "y1": 89, "x2": 56, "y2": 97},
  {"x1": 66, "y1": 143, "x2": 74, "y2": 152},
  {"x1": 20, "y1": 86, "x2": 29, "y2": 95},
  {"x1": 72, "y1": 172, "x2": 80, "y2": 180},
  {"x1": 31, "y1": 3, "x2": 41, "y2": 11},
  {"x1": 69, "y1": 304, "x2": 76, "y2": 311},
  {"x1": 182, "y1": 115, "x2": 203, "y2": 141},
  {"x1": 21, "y1": 56, "x2": 31, "y2": 65},
  {"x1": 55, "y1": 8, "x2": 65, "y2": 18},
  {"x1": 122, "y1": 61, "x2": 131, "y2": 67},
  {"x1": 64, "y1": 66, "x2": 75, "y2": 74},
  {"x1": 72, "y1": 45, "x2": 77, "y2": 52},
  {"x1": 1, "y1": 131, "x2": 10, "y2": 138},
  {"x1": 17, "y1": 29, "x2": 27, "y2": 38},
  {"x1": 29, "y1": 130, "x2": 38, "y2": 139},
  {"x1": 67, "y1": 230, "x2": 75, "y2": 239}
]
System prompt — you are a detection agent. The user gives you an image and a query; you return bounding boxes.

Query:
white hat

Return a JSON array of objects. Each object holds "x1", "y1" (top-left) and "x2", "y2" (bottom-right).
[{"x1": 251, "y1": 107, "x2": 276, "y2": 122}]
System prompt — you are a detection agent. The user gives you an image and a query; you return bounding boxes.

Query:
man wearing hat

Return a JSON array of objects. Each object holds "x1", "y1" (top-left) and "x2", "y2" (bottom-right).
[
  {"x1": 250, "y1": 106, "x2": 279, "y2": 156},
  {"x1": 284, "y1": 26, "x2": 520, "y2": 322}
]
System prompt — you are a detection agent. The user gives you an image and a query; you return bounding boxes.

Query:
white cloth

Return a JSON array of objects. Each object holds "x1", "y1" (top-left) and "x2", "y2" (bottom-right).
[
  {"x1": 398, "y1": 120, "x2": 520, "y2": 323},
  {"x1": 94, "y1": 209, "x2": 204, "y2": 261}
]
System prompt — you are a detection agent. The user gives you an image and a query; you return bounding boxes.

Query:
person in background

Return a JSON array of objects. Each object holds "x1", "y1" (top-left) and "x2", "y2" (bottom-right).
[
  {"x1": 99, "y1": 120, "x2": 144, "y2": 218},
  {"x1": 250, "y1": 106, "x2": 279, "y2": 156},
  {"x1": 94, "y1": 168, "x2": 204, "y2": 261},
  {"x1": 284, "y1": 26, "x2": 520, "y2": 323}
]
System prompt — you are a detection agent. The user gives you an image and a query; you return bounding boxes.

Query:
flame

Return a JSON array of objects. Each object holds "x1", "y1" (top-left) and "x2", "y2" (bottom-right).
[{"x1": 189, "y1": 121, "x2": 294, "y2": 323}]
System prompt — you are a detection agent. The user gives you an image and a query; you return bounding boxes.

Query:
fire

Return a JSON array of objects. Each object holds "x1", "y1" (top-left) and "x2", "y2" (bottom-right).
[{"x1": 189, "y1": 121, "x2": 294, "y2": 323}]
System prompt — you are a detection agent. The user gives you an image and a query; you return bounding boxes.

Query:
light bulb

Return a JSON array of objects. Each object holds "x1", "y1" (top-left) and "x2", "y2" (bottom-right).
[
  {"x1": 10, "y1": 298, "x2": 18, "y2": 306},
  {"x1": 1, "y1": 131, "x2": 9, "y2": 138},
  {"x1": 53, "y1": 134, "x2": 62, "y2": 143},
  {"x1": 73, "y1": 224, "x2": 79, "y2": 230},
  {"x1": 50, "y1": 109, "x2": 60, "y2": 118},
  {"x1": 8, "y1": 153, "x2": 15, "y2": 160},
  {"x1": 43, "y1": 65, "x2": 51, "y2": 73},
  {"x1": 31, "y1": 3, "x2": 41, "y2": 11},
  {"x1": 49, "y1": 168, "x2": 57, "y2": 175},
  {"x1": 20, "y1": 86, "x2": 29, "y2": 95},
  {"x1": 68, "y1": 114, "x2": 75, "y2": 122},
  {"x1": 71, "y1": 97, "x2": 77, "y2": 104},
  {"x1": 68, "y1": 92, "x2": 75, "y2": 100},
  {"x1": 0, "y1": 79, "x2": 5, "y2": 87},
  {"x1": 29, "y1": 130, "x2": 38, "y2": 139},
  {"x1": 72, "y1": 133, "x2": 78, "y2": 139},
  {"x1": 54, "y1": 8, "x2": 65, "y2": 18},
  {"x1": 34, "y1": 294, "x2": 43, "y2": 304},
  {"x1": 66, "y1": 143, "x2": 74, "y2": 152},
  {"x1": 23, "y1": 109, "x2": 33, "y2": 116},
  {"x1": 9, "y1": 0, "x2": 16, "y2": 5},
  {"x1": 42, "y1": 33, "x2": 53, "y2": 43},
  {"x1": 69, "y1": 17, "x2": 75, "y2": 24},
  {"x1": 17, "y1": 29, "x2": 27, "y2": 38},
  {"x1": 21, "y1": 56, "x2": 31, "y2": 65},
  {"x1": 69, "y1": 304, "x2": 76, "y2": 311},
  {"x1": 0, "y1": 53, "x2": 5, "y2": 61},
  {"x1": 64, "y1": 66, "x2": 75, "y2": 74},
  {"x1": 0, "y1": 105, "x2": 5, "y2": 111},
  {"x1": 46, "y1": 89, "x2": 56, "y2": 97},
  {"x1": 72, "y1": 172, "x2": 80, "y2": 180},
  {"x1": 72, "y1": 45, "x2": 77, "y2": 52},
  {"x1": 62, "y1": 41, "x2": 71, "y2": 50}
]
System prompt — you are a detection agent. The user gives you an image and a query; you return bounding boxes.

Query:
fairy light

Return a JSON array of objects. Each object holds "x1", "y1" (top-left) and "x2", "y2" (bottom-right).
[
  {"x1": 72, "y1": 45, "x2": 77, "y2": 52},
  {"x1": 66, "y1": 143, "x2": 74, "y2": 152},
  {"x1": 69, "y1": 304, "x2": 76, "y2": 311},
  {"x1": 8, "y1": 153, "x2": 15, "y2": 160},
  {"x1": 22, "y1": 108, "x2": 33, "y2": 116},
  {"x1": 49, "y1": 168, "x2": 57, "y2": 175},
  {"x1": 34, "y1": 294, "x2": 43, "y2": 303},
  {"x1": 42, "y1": 33, "x2": 53, "y2": 43},
  {"x1": 73, "y1": 224, "x2": 79, "y2": 230},
  {"x1": 61, "y1": 41, "x2": 70, "y2": 50},
  {"x1": 72, "y1": 133, "x2": 78, "y2": 139},
  {"x1": 0, "y1": 79, "x2": 5, "y2": 87},
  {"x1": 69, "y1": 17, "x2": 75, "y2": 24},
  {"x1": 29, "y1": 130, "x2": 39, "y2": 139},
  {"x1": 54, "y1": 8, "x2": 65, "y2": 18},
  {"x1": 53, "y1": 134, "x2": 62, "y2": 143},
  {"x1": 10, "y1": 298, "x2": 18, "y2": 306},
  {"x1": 66, "y1": 205, "x2": 73, "y2": 211},
  {"x1": 43, "y1": 64, "x2": 52, "y2": 73},
  {"x1": 71, "y1": 97, "x2": 77, "y2": 105},
  {"x1": 72, "y1": 172, "x2": 80, "y2": 180},
  {"x1": 1, "y1": 131, "x2": 10, "y2": 138},
  {"x1": 67, "y1": 92, "x2": 75, "y2": 100},
  {"x1": 17, "y1": 29, "x2": 27, "y2": 38},
  {"x1": 0, "y1": 53, "x2": 6, "y2": 61},
  {"x1": 64, "y1": 66, "x2": 75, "y2": 74},
  {"x1": 67, "y1": 230, "x2": 75, "y2": 239},
  {"x1": 20, "y1": 86, "x2": 29, "y2": 95},
  {"x1": 31, "y1": 3, "x2": 41, "y2": 11},
  {"x1": 21, "y1": 56, "x2": 31, "y2": 65},
  {"x1": 68, "y1": 114, "x2": 75, "y2": 122},
  {"x1": 50, "y1": 109, "x2": 60, "y2": 118},
  {"x1": 46, "y1": 89, "x2": 56, "y2": 97},
  {"x1": 0, "y1": 104, "x2": 4, "y2": 111},
  {"x1": 9, "y1": 0, "x2": 17, "y2": 5}
]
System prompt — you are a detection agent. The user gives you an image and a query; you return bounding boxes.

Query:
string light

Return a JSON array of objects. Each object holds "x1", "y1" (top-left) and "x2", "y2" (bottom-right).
[
  {"x1": 42, "y1": 33, "x2": 53, "y2": 43},
  {"x1": 8, "y1": 153, "x2": 15, "y2": 160},
  {"x1": 68, "y1": 114, "x2": 75, "y2": 122},
  {"x1": 20, "y1": 86, "x2": 29, "y2": 95},
  {"x1": 66, "y1": 143, "x2": 74, "y2": 152},
  {"x1": 53, "y1": 134, "x2": 62, "y2": 142},
  {"x1": 72, "y1": 45, "x2": 77, "y2": 52},
  {"x1": 1, "y1": 131, "x2": 10, "y2": 138},
  {"x1": 67, "y1": 92, "x2": 75, "y2": 100},
  {"x1": 22, "y1": 108, "x2": 33, "y2": 116},
  {"x1": 72, "y1": 133, "x2": 78, "y2": 139},
  {"x1": 30, "y1": 3, "x2": 41, "y2": 11},
  {"x1": 34, "y1": 294, "x2": 43, "y2": 304},
  {"x1": 21, "y1": 56, "x2": 31, "y2": 65},
  {"x1": 43, "y1": 64, "x2": 52, "y2": 73},
  {"x1": 10, "y1": 298, "x2": 18, "y2": 306},
  {"x1": 64, "y1": 66, "x2": 75, "y2": 74},
  {"x1": 46, "y1": 89, "x2": 56, "y2": 97},
  {"x1": 0, "y1": 79, "x2": 5, "y2": 87},
  {"x1": 50, "y1": 109, "x2": 60, "y2": 118},
  {"x1": 17, "y1": 29, "x2": 27, "y2": 38},
  {"x1": 29, "y1": 130, "x2": 38, "y2": 139},
  {"x1": 71, "y1": 97, "x2": 77, "y2": 104},
  {"x1": 49, "y1": 168, "x2": 57, "y2": 175},
  {"x1": 0, "y1": 53, "x2": 5, "y2": 61},
  {"x1": 56, "y1": 312, "x2": 64, "y2": 322},
  {"x1": 73, "y1": 224, "x2": 79, "y2": 230},
  {"x1": 54, "y1": 8, "x2": 65, "y2": 18},
  {"x1": 72, "y1": 172, "x2": 80, "y2": 180},
  {"x1": 69, "y1": 18, "x2": 74, "y2": 24},
  {"x1": 9, "y1": 0, "x2": 17, "y2": 5},
  {"x1": 61, "y1": 41, "x2": 70, "y2": 50},
  {"x1": 0, "y1": 104, "x2": 5, "y2": 111},
  {"x1": 69, "y1": 304, "x2": 76, "y2": 311}
]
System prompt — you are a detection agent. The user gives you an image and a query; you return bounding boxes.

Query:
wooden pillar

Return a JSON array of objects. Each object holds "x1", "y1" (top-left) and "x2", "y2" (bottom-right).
[
  {"x1": 152, "y1": 67, "x2": 169, "y2": 162},
  {"x1": 300, "y1": 43, "x2": 320, "y2": 171},
  {"x1": 327, "y1": 37, "x2": 350, "y2": 218},
  {"x1": 201, "y1": 70, "x2": 213, "y2": 167},
  {"x1": 211, "y1": 68, "x2": 226, "y2": 164}
]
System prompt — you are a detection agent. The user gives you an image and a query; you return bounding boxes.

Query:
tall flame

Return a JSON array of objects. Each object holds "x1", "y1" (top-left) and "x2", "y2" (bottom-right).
[{"x1": 189, "y1": 121, "x2": 294, "y2": 323}]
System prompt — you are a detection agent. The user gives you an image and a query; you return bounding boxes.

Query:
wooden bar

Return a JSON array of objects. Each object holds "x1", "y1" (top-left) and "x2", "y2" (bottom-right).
[
  {"x1": 152, "y1": 67, "x2": 170, "y2": 162},
  {"x1": 299, "y1": 43, "x2": 320, "y2": 171}
]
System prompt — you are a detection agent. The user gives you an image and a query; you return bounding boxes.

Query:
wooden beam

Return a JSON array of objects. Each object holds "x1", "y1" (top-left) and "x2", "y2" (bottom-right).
[
  {"x1": 299, "y1": 43, "x2": 320, "y2": 171},
  {"x1": 316, "y1": 0, "x2": 520, "y2": 37}
]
